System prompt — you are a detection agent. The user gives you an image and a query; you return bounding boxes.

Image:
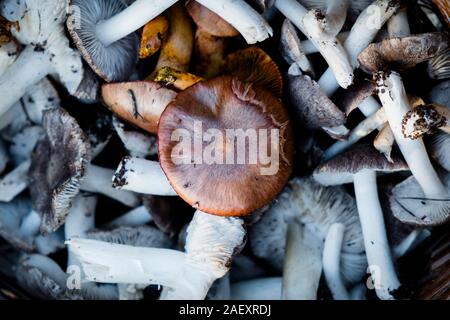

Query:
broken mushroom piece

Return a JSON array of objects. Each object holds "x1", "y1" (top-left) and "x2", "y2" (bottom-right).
[
  {"x1": 0, "y1": 0, "x2": 83, "y2": 118},
  {"x1": 102, "y1": 81, "x2": 177, "y2": 135},
  {"x1": 66, "y1": 211, "x2": 246, "y2": 300},
  {"x1": 376, "y1": 71, "x2": 450, "y2": 226},
  {"x1": 402, "y1": 104, "x2": 450, "y2": 139},
  {"x1": 314, "y1": 145, "x2": 409, "y2": 300},
  {"x1": 275, "y1": 0, "x2": 354, "y2": 89},
  {"x1": 374, "y1": 123, "x2": 396, "y2": 162},
  {"x1": 154, "y1": 67, "x2": 204, "y2": 91},
  {"x1": 358, "y1": 33, "x2": 449, "y2": 74},
  {"x1": 158, "y1": 76, "x2": 294, "y2": 216},
  {"x1": 224, "y1": 47, "x2": 283, "y2": 98},
  {"x1": 113, "y1": 156, "x2": 176, "y2": 196},
  {"x1": 29, "y1": 107, "x2": 90, "y2": 234}
]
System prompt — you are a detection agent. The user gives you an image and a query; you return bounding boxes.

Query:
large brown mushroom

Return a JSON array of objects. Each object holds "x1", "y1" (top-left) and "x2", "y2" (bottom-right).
[{"x1": 158, "y1": 76, "x2": 294, "y2": 216}]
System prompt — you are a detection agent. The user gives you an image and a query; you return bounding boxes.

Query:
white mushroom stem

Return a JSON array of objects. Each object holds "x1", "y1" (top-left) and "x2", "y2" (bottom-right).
[
  {"x1": 65, "y1": 195, "x2": 96, "y2": 268},
  {"x1": 322, "y1": 223, "x2": 350, "y2": 300},
  {"x1": 0, "y1": 159, "x2": 30, "y2": 202},
  {"x1": 81, "y1": 164, "x2": 140, "y2": 207},
  {"x1": 387, "y1": 7, "x2": 410, "y2": 38},
  {"x1": 66, "y1": 211, "x2": 245, "y2": 300},
  {"x1": 282, "y1": 221, "x2": 323, "y2": 300},
  {"x1": 96, "y1": 0, "x2": 179, "y2": 47},
  {"x1": 349, "y1": 283, "x2": 367, "y2": 300},
  {"x1": 377, "y1": 71, "x2": 448, "y2": 199},
  {"x1": 231, "y1": 278, "x2": 282, "y2": 300},
  {"x1": 353, "y1": 170, "x2": 400, "y2": 300},
  {"x1": 106, "y1": 206, "x2": 152, "y2": 229},
  {"x1": 112, "y1": 156, "x2": 176, "y2": 196},
  {"x1": 301, "y1": 31, "x2": 350, "y2": 54},
  {"x1": 194, "y1": 0, "x2": 273, "y2": 44},
  {"x1": 318, "y1": 0, "x2": 399, "y2": 96},
  {"x1": 112, "y1": 117, "x2": 157, "y2": 158},
  {"x1": 323, "y1": 0, "x2": 350, "y2": 35},
  {"x1": 323, "y1": 107, "x2": 387, "y2": 161},
  {"x1": 18, "y1": 210, "x2": 41, "y2": 238},
  {"x1": 275, "y1": 0, "x2": 354, "y2": 88},
  {"x1": 393, "y1": 229, "x2": 431, "y2": 258},
  {"x1": 0, "y1": 40, "x2": 20, "y2": 75}
]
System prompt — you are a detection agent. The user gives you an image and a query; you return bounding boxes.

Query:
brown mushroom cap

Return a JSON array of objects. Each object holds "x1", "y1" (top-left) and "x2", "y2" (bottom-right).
[
  {"x1": 186, "y1": 0, "x2": 239, "y2": 37},
  {"x1": 358, "y1": 32, "x2": 449, "y2": 74},
  {"x1": 29, "y1": 107, "x2": 91, "y2": 234},
  {"x1": 101, "y1": 81, "x2": 177, "y2": 134},
  {"x1": 158, "y1": 76, "x2": 294, "y2": 216},
  {"x1": 224, "y1": 47, "x2": 283, "y2": 98}
]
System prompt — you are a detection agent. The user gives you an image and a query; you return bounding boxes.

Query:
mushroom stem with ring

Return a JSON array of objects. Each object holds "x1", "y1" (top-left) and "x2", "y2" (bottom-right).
[
  {"x1": 95, "y1": 0, "x2": 178, "y2": 47},
  {"x1": 275, "y1": 0, "x2": 354, "y2": 89},
  {"x1": 113, "y1": 156, "x2": 176, "y2": 196},
  {"x1": 353, "y1": 170, "x2": 400, "y2": 299},
  {"x1": 81, "y1": 164, "x2": 140, "y2": 207},
  {"x1": 323, "y1": 223, "x2": 350, "y2": 300},
  {"x1": 402, "y1": 104, "x2": 450, "y2": 139},
  {"x1": 376, "y1": 71, "x2": 449, "y2": 201},
  {"x1": 282, "y1": 221, "x2": 323, "y2": 300}
]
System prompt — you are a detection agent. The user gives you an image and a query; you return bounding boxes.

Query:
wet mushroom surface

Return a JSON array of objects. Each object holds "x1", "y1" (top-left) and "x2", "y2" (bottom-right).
[{"x1": 0, "y1": 0, "x2": 448, "y2": 302}]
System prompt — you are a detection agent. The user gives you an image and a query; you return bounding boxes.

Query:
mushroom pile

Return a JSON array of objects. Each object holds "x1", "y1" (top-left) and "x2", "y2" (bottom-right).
[{"x1": 0, "y1": 0, "x2": 448, "y2": 301}]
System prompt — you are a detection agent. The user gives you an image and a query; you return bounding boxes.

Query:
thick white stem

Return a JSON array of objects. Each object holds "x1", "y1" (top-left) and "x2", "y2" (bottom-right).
[
  {"x1": 113, "y1": 157, "x2": 176, "y2": 196},
  {"x1": 323, "y1": 223, "x2": 350, "y2": 300},
  {"x1": 96, "y1": 0, "x2": 178, "y2": 47},
  {"x1": 387, "y1": 8, "x2": 410, "y2": 38},
  {"x1": 318, "y1": 0, "x2": 399, "y2": 96},
  {"x1": 106, "y1": 206, "x2": 152, "y2": 229},
  {"x1": 323, "y1": 107, "x2": 387, "y2": 161},
  {"x1": 81, "y1": 164, "x2": 140, "y2": 207},
  {"x1": 324, "y1": 0, "x2": 350, "y2": 35},
  {"x1": 275, "y1": 0, "x2": 353, "y2": 88},
  {"x1": 282, "y1": 221, "x2": 323, "y2": 300},
  {"x1": 19, "y1": 210, "x2": 41, "y2": 238},
  {"x1": 195, "y1": 0, "x2": 273, "y2": 44},
  {"x1": 0, "y1": 46, "x2": 52, "y2": 118},
  {"x1": 353, "y1": 170, "x2": 400, "y2": 300},
  {"x1": 377, "y1": 71, "x2": 448, "y2": 198},
  {"x1": 231, "y1": 278, "x2": 282, "y2": 300},
  {"x1": 0, "y1": 159, "x2": 30, "y2": 202},
  {"x1": 301, "y1": 31, "x2": 350, "y2": 54}
]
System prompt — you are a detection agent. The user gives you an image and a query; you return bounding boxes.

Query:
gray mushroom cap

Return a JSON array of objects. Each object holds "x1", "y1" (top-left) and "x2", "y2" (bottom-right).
[
  {"x1": 29, "y1": 107, "x2": 91, "y2": 234},
  {"x1": 288, "y1": 74, "x2": 346, "y2": 130},
  {"x1": 86, "y1": 225, "x2": 173, "y2": 249},
  {"x1": 390, "y1": 171, "x2": 450, "y2": 226},
  {"x1": 67, "y1": 0, "x2": 138, "y2": 82},
  {"x1": 250, "y1": 177, "x2": 367, "y2": 284},
  {"x1": 314, "y1": 144, "x2": 409, "y2": 186},
  {"x1": 334, "y1": 78, "x2": 376, "y2": 116},
  {"x1": 0, "y1": 197, "x2": 34, "y2": 251},
  {"x1": 358, "y1": 33, "x2": 449, "y2": 74}
]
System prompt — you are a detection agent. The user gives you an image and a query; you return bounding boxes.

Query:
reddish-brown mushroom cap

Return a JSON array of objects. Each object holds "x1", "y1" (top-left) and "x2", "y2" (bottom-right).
[
  {"x1": 101, "y1": 81, "x2": 177, "y2": 134},
  {"x1": 158, "y1": 76, "x2": 294, "y2": 216},
  {"x1": 186, "y1": 0, "x2": 239, "y2": 37},
  {"x1": 224, "y1": 47, "x2": 283, "y2": 98}
]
